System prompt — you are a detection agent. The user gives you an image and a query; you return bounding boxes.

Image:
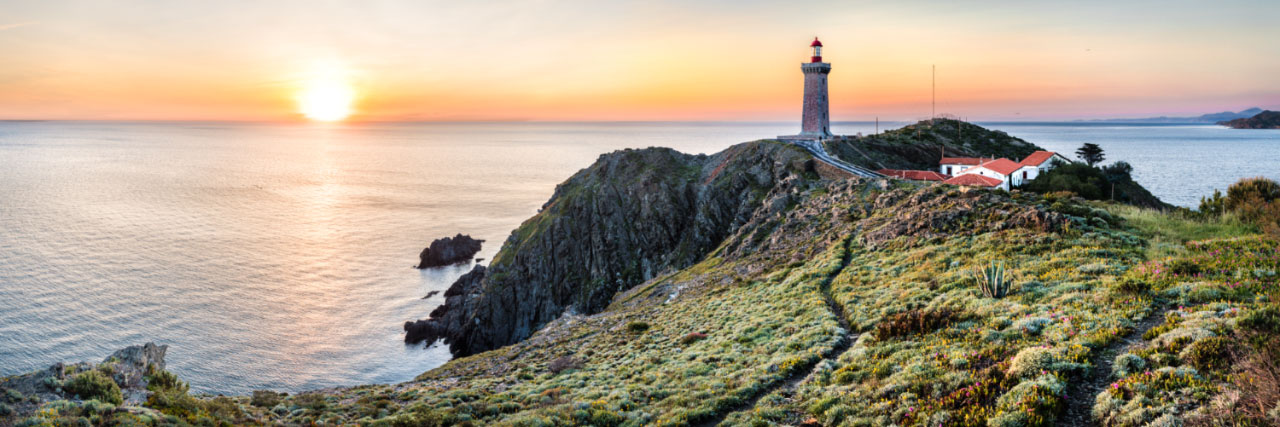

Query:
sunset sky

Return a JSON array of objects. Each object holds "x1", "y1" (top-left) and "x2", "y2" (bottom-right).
[{"x1": 2, "y1": 0, "x2": 1278, "y2": 122}]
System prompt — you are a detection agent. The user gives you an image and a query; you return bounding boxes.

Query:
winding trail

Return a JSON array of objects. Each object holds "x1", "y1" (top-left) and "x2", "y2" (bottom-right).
[
  {"x1": 1059, "y1": 310, "x2": 1167, "y2": 426},
  {"x1": 695, "y1": 238, "x2": 860, "y2": 427}
]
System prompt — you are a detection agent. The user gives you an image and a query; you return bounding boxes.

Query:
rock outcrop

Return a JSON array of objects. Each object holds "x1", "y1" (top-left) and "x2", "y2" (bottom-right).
[
  {"x1": 0, "y1": 342, "x2": 168, "y2": 414},
  {"x1": 857, "y1": 187, "x2": 1067, "y2": 248},
  {"x1": 404, "y1": 141, "x2": 816, "y2": 355},
  {"x1": 415, "y1": 234, "x2": 484, "y2": 268},
  {"x1": 405, "y1": 265, "x2": 486, "y2": 343}
]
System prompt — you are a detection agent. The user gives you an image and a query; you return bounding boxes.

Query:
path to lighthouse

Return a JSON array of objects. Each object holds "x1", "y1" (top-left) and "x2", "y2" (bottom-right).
[{"x1": 789, "y1": 140, "x2": 885, "y2": 178}]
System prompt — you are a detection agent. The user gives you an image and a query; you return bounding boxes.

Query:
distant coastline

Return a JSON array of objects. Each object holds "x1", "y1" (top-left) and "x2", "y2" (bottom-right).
[
  {"x1": 1074, "y1": 107, "x2": 1263, "y2": 124},
  {"x1": 1218, "y1": 110, "x2": 1280, "y2": 129}
]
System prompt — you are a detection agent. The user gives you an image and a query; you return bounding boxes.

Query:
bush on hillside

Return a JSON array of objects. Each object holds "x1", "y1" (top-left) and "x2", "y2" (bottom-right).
[
  {"x1": 1227, "y1": 178, "x2": 1280, "y2": 236},
  {"x1": 1024, "y1": 163, "x2": 1107, "y2": 200},
  {"x1": 1227, "y1": 294, "x2": 1280, "y2": 423},
  {"x1": 1198, "y1": 189, "x2": 1227, "y2": 217},
  {"x1": 1201, "y1": 177, "x2": 1280, "y2": 237},
  {"x1": 251, "y1": 390, "x2": 283, "y2": 408},
  {"x1": 1024, "y1": 161, "x2": 1166, "y2": 208},
  {"x1": 875, "y1": 308, "x2": 963, "y2": 339},
  {"x1": 64, "y1": 370, "x2": 123, "y2": 405},
  {"x1": 1225, "y1": 177, "x2": 1280, "y2": 213}
]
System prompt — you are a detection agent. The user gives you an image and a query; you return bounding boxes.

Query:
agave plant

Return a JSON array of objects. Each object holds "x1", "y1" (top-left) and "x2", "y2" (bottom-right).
[{"x1": 976, "y1": 260, "x2": 1012, "y2": 299}]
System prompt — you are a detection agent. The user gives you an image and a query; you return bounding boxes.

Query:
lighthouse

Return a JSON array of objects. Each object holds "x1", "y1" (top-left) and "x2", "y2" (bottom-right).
[{"x1": 799, "y1": 37, "x2": 833, "y2": 139}]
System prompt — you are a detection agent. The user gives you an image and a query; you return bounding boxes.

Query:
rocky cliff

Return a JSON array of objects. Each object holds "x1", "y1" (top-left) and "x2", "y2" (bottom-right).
[{"x1": 405, "y1": 141, "x2": 835, "y2": 355}]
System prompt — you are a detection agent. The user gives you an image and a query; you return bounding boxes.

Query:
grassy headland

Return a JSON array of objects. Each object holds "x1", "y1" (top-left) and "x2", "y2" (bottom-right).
[{"x1": 4, "y1": 122, "x2": 1277, "y2": 426}]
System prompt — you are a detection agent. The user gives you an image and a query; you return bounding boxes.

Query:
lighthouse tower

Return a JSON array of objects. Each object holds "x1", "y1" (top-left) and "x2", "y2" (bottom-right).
[{"x1": 799, "y1": 37, "x2": 833, "y2": 139}]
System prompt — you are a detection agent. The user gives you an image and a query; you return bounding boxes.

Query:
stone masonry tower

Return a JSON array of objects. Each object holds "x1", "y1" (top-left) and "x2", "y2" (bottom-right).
[{"x1": 799, "y1": 37, "x2": 833, "y2": 139}]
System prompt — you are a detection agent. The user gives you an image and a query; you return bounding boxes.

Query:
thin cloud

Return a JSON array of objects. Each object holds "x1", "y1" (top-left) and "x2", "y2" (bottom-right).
[{"x1": 0, "y1": 21, "x2": 38, "y2": 31}]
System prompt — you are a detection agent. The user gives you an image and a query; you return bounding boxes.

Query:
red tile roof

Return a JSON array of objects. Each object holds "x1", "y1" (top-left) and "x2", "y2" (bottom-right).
[
  {"x1": 939, "y1": 157, "x2": 985, "y2": 165},
  {"x1": 1020, "y1": 151, "x2": 1058, "y2": 167},
  {"x1": 975, "y1": 158, "x2": 1023, "y2": 176},
  {"x1": 944, "y1": 174, "x2": 1003, "y2": 187},
  {"x1": 877, "y1": 169, "x2": 949, "y2": 181}
]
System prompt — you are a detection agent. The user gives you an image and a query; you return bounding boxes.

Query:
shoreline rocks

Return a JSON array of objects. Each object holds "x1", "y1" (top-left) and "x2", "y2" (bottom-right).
[
  {"x1": 401, "y1": 142, "x2": 819, "y2": 355},
  {"x1": 415, "y1": 234, "x2": 484, "y2": 268},
  {"x1": 405, "y1": 266, "x2": 486, "y2": 344}
]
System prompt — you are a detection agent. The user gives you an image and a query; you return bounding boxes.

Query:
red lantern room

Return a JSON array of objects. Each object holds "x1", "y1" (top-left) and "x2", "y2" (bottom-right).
[{"x1": 810, "y1": 37, "x2": 823, "y2": 63}]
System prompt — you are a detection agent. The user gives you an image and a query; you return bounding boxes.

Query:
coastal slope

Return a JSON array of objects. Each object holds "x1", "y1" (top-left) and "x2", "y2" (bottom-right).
[
  {"x1": 10, "y1": 122, "x2": 1270, "y2": 426},
  {"x1": 405, "y1": 141, "x2": 836, "y2": 356}
]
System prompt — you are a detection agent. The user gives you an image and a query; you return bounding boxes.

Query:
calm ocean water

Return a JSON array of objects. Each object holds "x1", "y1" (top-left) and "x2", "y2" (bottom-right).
[{"x1": 1, "y1": 121, "x2": 1276, "y2": 394}]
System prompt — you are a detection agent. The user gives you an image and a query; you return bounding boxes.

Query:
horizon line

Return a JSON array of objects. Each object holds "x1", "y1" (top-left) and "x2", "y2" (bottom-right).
[{"x1": 0, "y1": 117, "x2": 1247, "y2": 125}]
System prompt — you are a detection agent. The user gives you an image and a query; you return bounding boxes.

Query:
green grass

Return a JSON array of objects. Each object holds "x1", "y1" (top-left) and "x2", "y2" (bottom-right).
[
  {"x1": 17, "y1": 181, "x2": 1273, "y2": 427},
  {"x1": 1106, "y1": 204, "x2": 1258, "y2": 257}
]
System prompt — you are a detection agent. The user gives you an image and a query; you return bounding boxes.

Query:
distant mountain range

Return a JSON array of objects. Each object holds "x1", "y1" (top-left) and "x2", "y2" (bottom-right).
[{"x1": 1081, "y1": 107, "x2": 1264, "y2": 123}]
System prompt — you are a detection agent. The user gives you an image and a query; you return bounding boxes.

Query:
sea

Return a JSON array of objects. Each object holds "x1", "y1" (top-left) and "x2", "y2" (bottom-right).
[{"x1": 1, "y1": 121, "x2": 1276, "y2": 394}]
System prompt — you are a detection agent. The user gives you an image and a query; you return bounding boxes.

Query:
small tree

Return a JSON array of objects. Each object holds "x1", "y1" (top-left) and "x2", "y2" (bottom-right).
[
  {"x1": 1101, "y1": 161, "x2": 1133, "y2": 183},
  {"x1": 1198, "y1": 189, "x2": 1227, "y2": 217},
  {"x1": 1076, "y1": 143, "x2": 1106, "y2": 166}
]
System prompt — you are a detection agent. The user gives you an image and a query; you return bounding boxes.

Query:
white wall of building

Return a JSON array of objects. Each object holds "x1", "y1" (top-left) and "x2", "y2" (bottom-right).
[{"x1": 955, "y1": 166, "x2": 1011, "y2": 190}]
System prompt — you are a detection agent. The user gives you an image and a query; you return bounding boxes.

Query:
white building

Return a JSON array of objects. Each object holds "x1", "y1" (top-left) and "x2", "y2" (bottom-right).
[
  {"x1": 1016, "y1": 151, "x2": 1072, "y2": 182},
  {"x1": 938, "y1": 157, "x2": 984, "y2": 177},
  {"x1": 941, "y1": 150, "x2": 1070, "y2": 191}
]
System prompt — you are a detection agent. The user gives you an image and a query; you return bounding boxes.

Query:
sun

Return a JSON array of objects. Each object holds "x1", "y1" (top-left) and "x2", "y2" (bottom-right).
[{"x1": 298, "y1": 79, "x2": 354, "y2": 122}]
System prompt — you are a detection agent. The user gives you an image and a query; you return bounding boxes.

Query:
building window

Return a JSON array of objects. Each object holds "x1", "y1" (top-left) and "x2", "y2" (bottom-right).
[
  {"x1": 946, "y1": 166, "x2": 952, "y2": 175},
  {"x1": 1023, "y1": 171, "x2": 1028, "y2": 180}
]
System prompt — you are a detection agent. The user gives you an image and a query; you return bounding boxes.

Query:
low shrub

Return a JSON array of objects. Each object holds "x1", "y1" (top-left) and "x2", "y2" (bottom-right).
[
  {"x1": 989, "y1": 374, "x2": 1066, "y2": 426},
  {"x1": 1114, "y1": 277, "x2": 1148, "y2": 294},
  {"x1": 1225, "y1": 177, "x2": 1280, "y2": 216},
  {"x1": 1007, "y1": 347, "x2": 1057, "y2": 379},
  {"x1": 64, "y1": 370, "x2": 123, "y2": 405},
  {"x1": 548, "y1": 356, "x2": 583, "y2": 374},
  {"x1": 679, "y1": 332, "x2": 707, "y2": 345},
  {"x1": 3, "y1": 388, "x2": 22, "y2": 403},
  {"x1": 625, "y1": 321, "x2": 650, "y2": 333},
  {"x1": 251, "y1": 390, "x2": 283, "y2": 408},
  {"x1": 147, "y1": 369, "x2": 185, "y2": 393},
  {"x1": 1165, "y1": 258, "x2": 1202, "y2": 276},
  {"x1": 1112, "y1": 353, "x2": 1145, "y2": 378},
  {"x1": 1227, "y1": 301, "x2": 1280, "y2": 422},
  {"x1": 1180, "y1": 336, "x2": 1233, "y2": 373},
  {"x1": 876, "y1": 308, "x2": 962, "y2": 339},
  {"x1": 294, "y1": 393, "x2": 328, "y2": 410}
]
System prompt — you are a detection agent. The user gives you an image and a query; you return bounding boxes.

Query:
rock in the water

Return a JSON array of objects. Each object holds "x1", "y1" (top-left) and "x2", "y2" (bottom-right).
[
  {"x1": 405, "y1": 266, "x2": 486, "y2": 344},
  {"x1": 415, "y1": 234, "x2": 484, "y2": 268}
]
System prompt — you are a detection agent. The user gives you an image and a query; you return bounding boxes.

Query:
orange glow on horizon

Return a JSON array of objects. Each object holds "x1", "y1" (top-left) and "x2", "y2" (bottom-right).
[{"x1": 0, "y1": 1, "x2": 1275, "y2": 122}]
